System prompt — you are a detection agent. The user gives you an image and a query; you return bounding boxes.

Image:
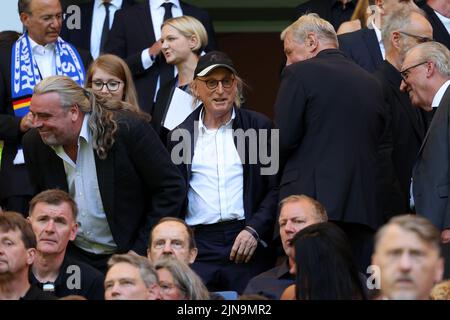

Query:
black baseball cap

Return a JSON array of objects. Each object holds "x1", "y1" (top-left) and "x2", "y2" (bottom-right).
[{"x1": 194, "y1": 51, "x2": 237, "y2": 78}]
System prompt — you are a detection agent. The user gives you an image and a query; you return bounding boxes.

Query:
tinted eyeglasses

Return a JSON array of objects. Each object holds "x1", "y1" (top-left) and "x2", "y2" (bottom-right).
[
  {"x1": 398, "y1": 31, "x2": 433, "y2": 43},
  {"x1": 91, "y1": 80, "x2": 123, "y2": 92},
  {"x1": 400, "y1": 61, "x2": 428, "y2": 81},
  {"x1": 198, "y1": 77, "x2": 235, "y2": 90}
]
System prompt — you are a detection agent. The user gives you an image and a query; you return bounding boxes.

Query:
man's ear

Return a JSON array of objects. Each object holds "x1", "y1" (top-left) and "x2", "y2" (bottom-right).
[
  {"x1": 70, "y1": 104, "x2": 81, "y2": 122},
  {"x1": 26, "y1": 248, "x2": 36, "y2": 266},
  {"x1": 306, "y1": 33, "x2": 318, "y2": 53},
  {"x1": 391, "y1": 31, "x2": 401, "y2": 50},
  {"x1": 20, "y1": 12, "x2": 30, "y2": 27},
  {"x1": 188, "y1": 247, "x2": 198, "y2": 264}
]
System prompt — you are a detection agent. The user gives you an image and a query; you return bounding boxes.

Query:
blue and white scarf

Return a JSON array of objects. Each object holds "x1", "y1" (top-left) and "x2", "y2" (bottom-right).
[
  {"x1": 9, "y1": 33, "x2": 86, "y2": 164},
  {"x1": 11, "y1": 32, "x2": 86, "y2": 117}
]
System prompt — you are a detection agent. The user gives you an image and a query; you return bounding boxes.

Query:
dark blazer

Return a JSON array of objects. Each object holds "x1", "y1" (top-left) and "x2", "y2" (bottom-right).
[
  {"x1": 413, "y1": 85, "x2": 450, "y2": 230},
  {"x1": 338, "y1": 27, "x2": 383, "y2": 73},
  {"x1": 295, "y1": 0, "x2": 357, "y2": 30},
  {"x1": 167, "y1": 107, "x2": 278, "y2": 243},
  {"x1": 60, "y1": 0, "x2": 136, "y2": 53},
  {"x1": 105, "y1": 1, "x2": 217, "y2": 114},
  {"x1": 151, "y1": 77, "x2": 177, "y2": 143},
  {"x1": 274, "y1": 49, "x2": 385, "y2": 230},
  {"x1": 22, "y1": 110, "x2": 186, "y2": 255},
  {"x1": 420, "y1": 2, "x2": 450, "y2": 49},
  {"x1": 373, "y1": 61, "x2": 426, "y2": 220},
  {"x1": 0, "y1": 43, "x2": 92, "y2": 203}
]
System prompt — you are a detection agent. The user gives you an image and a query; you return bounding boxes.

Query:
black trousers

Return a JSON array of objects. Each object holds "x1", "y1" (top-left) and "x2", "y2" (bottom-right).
[{"x1": 191, "y1": 220, "x2": 275, "y2": 294}]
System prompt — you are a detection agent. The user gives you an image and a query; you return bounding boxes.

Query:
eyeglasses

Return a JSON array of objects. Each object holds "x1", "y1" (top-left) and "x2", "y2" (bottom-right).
[
  {"x1": 398, "y1": 31, "x2": 433, "y2": 44},
  {"x1": 198, "y1": 77, "x2": 235, "y2": 90},
  {"x1": 400, "y1": 61, "x2": 428, "y2": 81},
  {"x1": 91, "y1": 80, "x2": 123, "y2": 92}
]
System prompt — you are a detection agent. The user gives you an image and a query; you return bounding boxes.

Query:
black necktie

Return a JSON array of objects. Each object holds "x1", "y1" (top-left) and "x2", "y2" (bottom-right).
[
  {"x1": 162, "y1": 2, "x2": 173, "y2": 22},
  {"x1": 100, "y1": 1, "x2": 111, "y2": 54},
  {"x1": 159, "y1": 2, "x2": 174, "y2": 90}
]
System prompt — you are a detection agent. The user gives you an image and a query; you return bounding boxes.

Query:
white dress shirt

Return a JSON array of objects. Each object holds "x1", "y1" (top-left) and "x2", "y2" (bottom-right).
[
  {"x1": 141, "y1": 0, "x2": 181, "y2": 100},
  {"x1": 52, "y1": 114, "x2": 118, "y2": 254},
  {"x1": 29, "y1": 37, "x2": 56, "y2": 79},
  {"x1": 186, "y1": 108, "x2": 245, "y2": 226},
  {"x1": 90, "y1": 0, "x2": 123, "y2": 59},
  {"x1": 371, "y1": 21, "x2": 385, "y2": 59},
  {"x1": 435, "y1": 10, "x2": 450, "y2": 35}
]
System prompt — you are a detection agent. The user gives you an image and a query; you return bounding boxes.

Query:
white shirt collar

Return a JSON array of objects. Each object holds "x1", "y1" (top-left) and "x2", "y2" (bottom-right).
[
  {"x1": 198, "y1": 107, "x2": 236, "y2": 131},
  {"x1": 95, "y1": 0, "x2": 123, "y2": 9},
  {"x1": 431, "y1": 80, "x2": 450, "y2": 108},
  {"x1": 28, "y1": 36, "x2": 55, "y2": 51},
  {"x1": 371, "y1": 20, "x2": 382, "y2": 44},
  {"x1": 150, "y1": 0, "x2": 180, "y2": 10},
  {"x1": 79, "y1": 113, "x2": 91, "y2": 144}
]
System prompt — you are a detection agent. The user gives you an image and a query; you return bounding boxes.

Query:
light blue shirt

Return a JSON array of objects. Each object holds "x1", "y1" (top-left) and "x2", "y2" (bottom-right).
[
  {"x1": 187, "y1": 108, "x2": 245, "y2": 226},
  {"x1": 52, "y1": 114, "x2": 117, "y2": 254},
  {"x1": 90, "y1": 0, "x2": 123, "y2": 59}
]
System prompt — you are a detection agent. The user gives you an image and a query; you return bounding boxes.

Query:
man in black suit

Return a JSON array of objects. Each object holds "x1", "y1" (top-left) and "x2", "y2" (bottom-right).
[
  {"x1": 400, "y1": 42, "x2": 450, "y2": 243},
  {"x1": 105, "y1": 0, "x2": 217, "y2": 114},
  {"x1": 61, "y1": 0, "x2": 136, "y2": 59},
  {"x1": 339, "y1": 0, "x2": 417, "y2": 72},
  {"x1": 295, "y1": 0, "x2": 357, "y2": 31},
  {"x1": 276, "y1": 13, "x2": 385, "y2": 271},
  {"x1": 22, "y1": 75, "x2": 186, "y2": 272},
  {"x1": 372, "y1": 8, "x2": 432, "y2": 220},
  {"x1": 419, "y1": 0, "x2": 450, "y2": 49},
  {"x1": 0, "y1": 0, "x2": 91, "y2": 215}
]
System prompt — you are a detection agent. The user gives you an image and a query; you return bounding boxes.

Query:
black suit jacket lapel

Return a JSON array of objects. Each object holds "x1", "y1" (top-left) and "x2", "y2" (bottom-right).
[
  {"x1": 94, "y1": 150, "x2": 115, "y2": 222},
  {"x1": 422, "y1": 4, "x2": 450, "y2": 48},
  {"x1": 141, "y1": 0, "x2": 156, "y2": 44},
  {"x1": 82, "y1": 3, "x2": 94, "y2": 51},
  {"x1": 417, "y1": 86, "x2": 450, "y2": 156},
  {"x1": 363, "y1": 28, "x2": 383, "y2": 67}
]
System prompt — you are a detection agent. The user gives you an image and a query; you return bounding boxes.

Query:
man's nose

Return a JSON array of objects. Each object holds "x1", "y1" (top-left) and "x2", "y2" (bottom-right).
[{"x1": 400, "y1": 79, "x2": 408, "y2": 92}]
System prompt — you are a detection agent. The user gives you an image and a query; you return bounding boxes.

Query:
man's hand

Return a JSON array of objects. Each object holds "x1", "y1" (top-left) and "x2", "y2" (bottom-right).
[
  {"x1": 441, "y1": 229, "x2": 450, "y2": 243},
  {"x1": 148, "y1": 39, "x2": 162, "y2": 58},
  {"x1": 20, "y1": 112, "x2": 34, "y2": 132},
  {"x1": 229, "y1": 229, "x2": 257, "y2": 264}
]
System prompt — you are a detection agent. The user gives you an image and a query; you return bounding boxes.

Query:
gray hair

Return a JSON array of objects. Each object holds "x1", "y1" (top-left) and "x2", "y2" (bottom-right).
[
  {"x1": 375, "y1": 215, "x2": 441, "y2": 253},
  {"x1": 107, "y1": 253, "x2": 158, "y2": 289},
  {"x1": 18, "y1": 0, "x2": 33, "y2": 14},
  {"x1": 381, "y1": 7, "x2": 426, "y2": 49},
  {"x1": 33, "y1": 76, "x2": 140, "y2": 160},
  {"x1": 407, "y1": 42, "x2": 450, "y2": 77},
  {"x1": 281, "y1": 13, "x2": 338, "y2": 48},
  {"x1": 154, "y1": 257, "x2": 210, "y2": 300}
]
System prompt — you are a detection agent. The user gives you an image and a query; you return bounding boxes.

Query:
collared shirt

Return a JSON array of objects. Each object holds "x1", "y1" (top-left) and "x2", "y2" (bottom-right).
[
  {"x1": 434, "y1": 10, "x2": 450, "y2": 35},
  {"x1": 186, "y1": 108, "x2": 245, "y2": 226},
  {"x1": 52, "y1": 114, "x2": 117, "y2": 254},
  {"x1": 90, "y1": 0, "x2": 123, "y2": 59},
  {"x1": 141, "y1": 0, "x2": 181, "y2": 100},
  {"x1": 371, "y1": 20, "x2": 385, "y2": 59},
  {"x1": 410, "y1": 80, "x2": 450, "y2": 209},
  {"x1": 243, "y1": 258, "x2": 295, "y2": 300},
  {"x1": 432, "y1": 80, "x2": 450, "y2": 108},
  {"x1": 29, "y1": 36, "x2": 56, "y2": 79}
]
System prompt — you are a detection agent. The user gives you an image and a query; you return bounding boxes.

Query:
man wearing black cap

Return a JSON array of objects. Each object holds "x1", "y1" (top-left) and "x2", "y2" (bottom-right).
[{"x1": 167, "y1": 51, "x2": 278, "y2": 294}]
